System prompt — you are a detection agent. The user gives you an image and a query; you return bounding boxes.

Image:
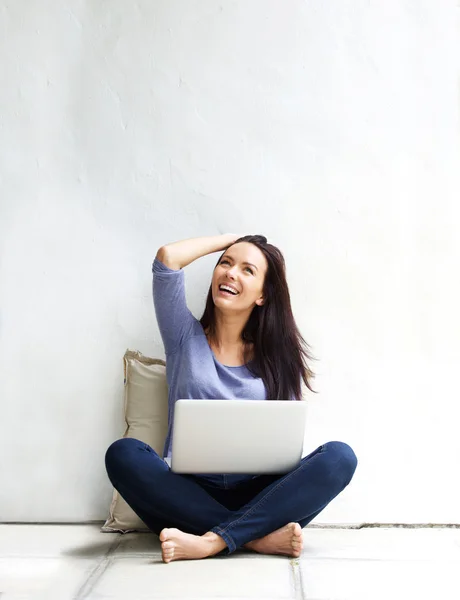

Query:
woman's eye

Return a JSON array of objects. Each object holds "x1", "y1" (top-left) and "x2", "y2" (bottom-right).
[{"x1": 221, "y1": 260, "x2": 253, "y2": 274}]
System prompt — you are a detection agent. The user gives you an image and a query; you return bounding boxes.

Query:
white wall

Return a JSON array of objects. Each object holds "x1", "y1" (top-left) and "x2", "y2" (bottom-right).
[{"x1": 1, "y1": 1, "x2": 459, "y2": 524}]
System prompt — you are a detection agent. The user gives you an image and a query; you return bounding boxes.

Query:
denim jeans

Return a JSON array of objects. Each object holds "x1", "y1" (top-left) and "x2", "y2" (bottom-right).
[{"x1": 105, "y1": 437, "x2": 357, "y2": 554}]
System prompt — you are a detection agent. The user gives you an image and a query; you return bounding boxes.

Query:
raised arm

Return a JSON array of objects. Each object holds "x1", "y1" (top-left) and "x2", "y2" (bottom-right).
[{"x1": 156, "y1": 234, "x2": 242, "y2": 270}]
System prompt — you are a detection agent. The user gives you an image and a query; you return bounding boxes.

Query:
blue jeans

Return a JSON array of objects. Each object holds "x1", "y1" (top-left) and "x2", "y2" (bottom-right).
[{"x1": 105, "y1": 438, "x2": 357, "y2": 554}]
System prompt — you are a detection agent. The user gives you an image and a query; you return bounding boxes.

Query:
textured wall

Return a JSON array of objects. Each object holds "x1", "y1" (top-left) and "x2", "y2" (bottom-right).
[{"x1": 0, "y1": 1, "x2": 459, "y2": 523}]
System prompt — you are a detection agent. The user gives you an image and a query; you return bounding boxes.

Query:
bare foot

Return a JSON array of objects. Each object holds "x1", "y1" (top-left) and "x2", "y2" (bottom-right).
[
  {"x1": 159, "y1": 528, "x2": 227, "y2": 563},
  {"x1": 244, "y1": 522, "x2": 303, "y2": 557}
]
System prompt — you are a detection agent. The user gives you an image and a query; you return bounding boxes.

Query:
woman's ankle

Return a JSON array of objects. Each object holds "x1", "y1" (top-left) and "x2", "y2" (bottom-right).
[{"x1": 202, "y1": 531, "x2": 227, "y2": 554}]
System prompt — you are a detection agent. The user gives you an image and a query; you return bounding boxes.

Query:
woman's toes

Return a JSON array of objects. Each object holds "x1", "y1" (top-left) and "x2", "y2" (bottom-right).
[
  {"x1": 159, "y1": 528, "x2": 170, "y2": 542},
  {"x1": 162, "y1": 543, "x2": 175, "y2": 563},
  {"x1": 292, "y1": 524, "x2": 303, "y2": 555},
  {"x1": 161, "y1": 540, "x2": 175, "y2": 559}
]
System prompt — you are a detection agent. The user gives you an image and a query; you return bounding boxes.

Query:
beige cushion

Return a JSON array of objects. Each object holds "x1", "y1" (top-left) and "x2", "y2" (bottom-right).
[{"x1": 101, "y1": 349, "x2": 168, "y2": 533}]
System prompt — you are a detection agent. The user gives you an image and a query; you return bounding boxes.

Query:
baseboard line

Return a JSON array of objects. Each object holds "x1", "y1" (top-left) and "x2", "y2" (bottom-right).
[
  {"x1": 1, "y1": 521, "x2": 459, "y2": 528},
  {"x1": 307, "y1": 523, "x2": 460, "y2": 529}
]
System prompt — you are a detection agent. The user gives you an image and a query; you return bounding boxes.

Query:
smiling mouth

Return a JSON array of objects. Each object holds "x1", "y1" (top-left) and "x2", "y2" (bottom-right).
[{"x1": 218, "y1": 287, "x2": 239, "y2": 297}]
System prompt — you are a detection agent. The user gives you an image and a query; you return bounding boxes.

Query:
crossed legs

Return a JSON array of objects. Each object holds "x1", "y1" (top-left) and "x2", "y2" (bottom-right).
[{"x1": 105, "y1": 438, "x2": 357, "y2": 562}]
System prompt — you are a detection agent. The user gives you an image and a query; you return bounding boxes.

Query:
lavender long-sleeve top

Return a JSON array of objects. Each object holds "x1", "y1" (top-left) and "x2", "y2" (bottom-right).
[{"x1": 152, "y1": 257, "x2": 267, "y2": 459}]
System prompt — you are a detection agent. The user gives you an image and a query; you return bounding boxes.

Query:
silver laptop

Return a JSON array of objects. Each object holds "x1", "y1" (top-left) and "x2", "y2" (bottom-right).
[{"x1": 168, "y1": 399, "x2": 307, "y2": 474}]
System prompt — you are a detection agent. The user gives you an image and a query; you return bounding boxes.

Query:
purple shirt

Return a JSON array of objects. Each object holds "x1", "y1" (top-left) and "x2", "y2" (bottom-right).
[{"x1": 152, "y1": 257, "x2": 267, "y2": 459}]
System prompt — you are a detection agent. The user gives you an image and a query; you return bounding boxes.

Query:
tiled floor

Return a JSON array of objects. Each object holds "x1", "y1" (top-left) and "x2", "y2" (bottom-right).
[{"x1": 0, "y1": 524, "x2": 459, "y2": 599}]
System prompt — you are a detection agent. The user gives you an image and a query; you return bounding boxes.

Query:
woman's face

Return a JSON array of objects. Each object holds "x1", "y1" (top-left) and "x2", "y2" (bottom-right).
[{"x1": 211, "y1": 242, "x2": 268, "y2": 311}]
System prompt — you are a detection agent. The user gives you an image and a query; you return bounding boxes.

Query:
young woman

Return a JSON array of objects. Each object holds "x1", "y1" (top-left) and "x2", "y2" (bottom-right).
[{"x1": 105, "y1": 234, "x2": 357, "y2": 563}]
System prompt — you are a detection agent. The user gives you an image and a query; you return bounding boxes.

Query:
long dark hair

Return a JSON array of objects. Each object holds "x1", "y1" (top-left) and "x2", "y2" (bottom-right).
[{"x1": 199, "y1": 235, "x2": 318, "y2": 400}]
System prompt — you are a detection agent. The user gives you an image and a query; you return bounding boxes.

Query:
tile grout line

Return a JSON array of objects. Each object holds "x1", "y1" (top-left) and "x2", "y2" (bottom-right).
[
  {"x1": 290, "y1": 557, "x2": 306, "y2": 600},
  {"x1": 73, "y1": 534, "x2": 122, "y2": 600},
  {"x1": 297, "y1": 558, "x2": 309, "y2": 600}
]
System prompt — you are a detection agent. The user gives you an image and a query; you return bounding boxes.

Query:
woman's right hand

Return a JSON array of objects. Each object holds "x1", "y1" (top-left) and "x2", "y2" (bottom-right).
[{"x1": 223, "y1": 233, "x2": 245, "y2": 249}]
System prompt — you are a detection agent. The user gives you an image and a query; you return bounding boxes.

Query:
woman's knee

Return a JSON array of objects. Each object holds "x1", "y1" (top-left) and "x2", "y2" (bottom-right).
[
  {"x1": 105, "y1": 437, "x2": 144, "y2": 474},
  {"x1": 323, "y1": 441, "x2": 358, "y2": 484}
]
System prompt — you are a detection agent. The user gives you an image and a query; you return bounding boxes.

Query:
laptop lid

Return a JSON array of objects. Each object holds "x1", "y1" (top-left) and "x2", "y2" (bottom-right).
[{"x1": 170, "y1": 399, "x2": 307, "y2": 474}]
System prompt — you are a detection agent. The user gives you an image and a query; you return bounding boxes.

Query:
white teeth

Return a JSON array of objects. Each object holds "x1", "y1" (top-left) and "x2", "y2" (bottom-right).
[{"x1": 219, "y1": 284, "x2": 238, "y2": 295}]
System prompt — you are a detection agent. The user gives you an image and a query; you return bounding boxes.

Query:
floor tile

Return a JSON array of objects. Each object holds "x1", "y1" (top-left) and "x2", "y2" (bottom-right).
[
  {"x1": 0, "y1": 556, "x2": 97, "y2": 600},
  {"x1": 0, "y1": 524, "x2": 119, "y2": 559},
  {"x1": 300, "y1": 557, "x2": 460, "y2": 600},
  {"x1": 112, "y1": 531, "x2": 162, "y2": 557},
  {"x1": 302, "y1": 527, "x2": 460, "y2": 560},
  {"x1": 89, "y1": 555, "x2": 296, "y2": 599},
  {"x1": 1, "y1": 526, "x2": 459, "y2": 600}
]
